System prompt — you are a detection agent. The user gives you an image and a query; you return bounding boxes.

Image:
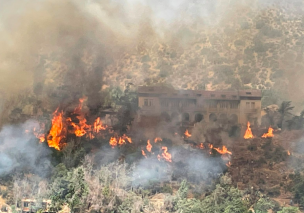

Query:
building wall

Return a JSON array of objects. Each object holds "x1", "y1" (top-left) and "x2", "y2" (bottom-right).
[
  {"x1": 138, "y1": 92, "x2": 261, "y2": 125},
  {"x1": 239, "y1": 100, "x2": 262, "y2": 125}
]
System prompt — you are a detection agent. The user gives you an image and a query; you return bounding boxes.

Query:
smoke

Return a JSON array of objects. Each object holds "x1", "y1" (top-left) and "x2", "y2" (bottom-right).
[{"x1": 0, "y1": 120, "x2": 51, "y2": 176}]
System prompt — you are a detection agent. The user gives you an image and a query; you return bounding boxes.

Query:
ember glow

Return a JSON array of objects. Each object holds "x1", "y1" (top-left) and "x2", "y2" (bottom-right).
[
  {"x1": 184, "y1": 129, "x2": 191, "y2": 138},
  {"x1": 262, "y1": 127, "x2": 274, "y2": 138},
  {"x1": 94, "y1": 117, "x2": 107, "y2": 133},
  {"x1": 109, "y1": 137, "x2": 118, "y2": 148},
  {"x1": 47, "y1": 110, "x2": 66, "y2": 150},
  {"x1": 154, "y1": 137, "x2": 162, "y2": 143},
  {"x1": 199, "y1": 143, "x2": 204, "y2": 149},
  {"x1": 244, "y1": 122, "x2": 254, "y2": 139},
  {"x1": 287, "y1": 150, "x2": 291, "y2": 156},
  {"x1": 146, "y1": 140, "x2": 152, "y2": 152},
  {"x1": 142, "y1": 150, "x2": 147, "y2": 158}
]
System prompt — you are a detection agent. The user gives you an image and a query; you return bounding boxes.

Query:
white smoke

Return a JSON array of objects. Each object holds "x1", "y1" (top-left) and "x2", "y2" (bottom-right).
[{"x1": 0, "y1": 120, "x2": 51, "y2": 176}]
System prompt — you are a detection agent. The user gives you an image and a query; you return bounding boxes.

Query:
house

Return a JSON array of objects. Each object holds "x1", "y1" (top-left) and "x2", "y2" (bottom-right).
[{"x1": 137, "y1": 86, "x2": 262, "y2": 126}]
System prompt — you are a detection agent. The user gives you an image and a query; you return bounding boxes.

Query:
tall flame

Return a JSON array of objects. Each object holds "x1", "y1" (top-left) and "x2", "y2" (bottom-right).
[
  {"x1": 244, "y1": 122, "x2": 254, "y2": 139},
  {"x1": 47, "y1": 110, "x2": 66, "y2": 150},
  {"x1": 160, "y1": 146, "x2": 172, "y2": 162},
  {"x1": 262, "y1": 127, "x2": 274, "y2": 138},
  {"x1": 109, "y1": 137, "x2": 117, "y2": 148}
]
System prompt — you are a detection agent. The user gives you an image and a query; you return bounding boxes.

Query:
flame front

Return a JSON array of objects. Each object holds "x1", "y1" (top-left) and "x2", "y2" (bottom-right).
[
  {"x1": 109, "y1": 137, "x2": 117, "y2": 148},
  {"x1": 287, "y1": 150, "x2": 291, "y2": 155},
  {"x1": 199, "y1": 143, "x2": 204, "y2": 149},
  {"x1": 47, "y1": 110, "x2": 66, "y2": 150},
  {"x1": 160, "y1": 146, "x2": 172, "y2": 162},
  {"x1": 94, "y1": 117, "x2": 107, "y2": 133},
  {"x1": 262, "y1": 127, "x2": 274, "y2": 138},
  {"x1": 214, "y1": 146, "x2": 232, "y2": 155},
  {"x1": 146, "y1": 140, "x2": 152, "y2": 152},
  {"x1": 184, "y1": 129, "x2": 191, "y2": 138},
  {"x1": 244, "y1": 122, "x2": 254, "y2": 139}
]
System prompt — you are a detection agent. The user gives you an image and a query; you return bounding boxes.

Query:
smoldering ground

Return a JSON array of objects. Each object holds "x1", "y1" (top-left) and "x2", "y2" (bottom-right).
[{"x1": 0, "y1": 120, "x2": 51, "y2": 176}]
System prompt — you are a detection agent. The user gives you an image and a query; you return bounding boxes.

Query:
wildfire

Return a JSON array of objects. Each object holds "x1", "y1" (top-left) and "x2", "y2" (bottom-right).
[
  {"x1": 142, "y1": 150, "x2": 147, "y2": 158},
  {"x1": 109, "y1": 134, "x2": 132, "y2": 148},
  {"x1": 226, "y1": 162, "x2": 231, "y2": 167},
  {"x1": 94, "y1": 117, "x2": 106, "y2": 133},
  {"x1": 184, "y1": 129, "x2": 191, "y2": 138},
  {"x1": 146, "y1": 140, "x2": 152, "y2": 152},
  {"x1": 214, "y1": 146, "x2": 232, "y2": 155},
  {"x1": 33, "y1": 123, "x2": 46, "y2": 143},
  {"x1": 199, "y1": 143, "x2": 204, "y2": 149},
  {"x1": 159, "y1": 146, "x2": 172, "y2": 162},
  {"x1": 262, "y1": 127, "x2": 274, "y2": 138},
  {"x1": 244, "y1": 122, "x2": 254, "y2": 139},
  {"x1": 287, "y1": 150, "x2": 291, "y2": 156},
  {"x1": 109, "y1": 137, "x2": 118, "y2": 148},
  {"x1": 47, "y1": 110, "x2": 66, "y2": 150},
  {"x1": 154, "y1": 137, "x2": 162, "y2": 143}
]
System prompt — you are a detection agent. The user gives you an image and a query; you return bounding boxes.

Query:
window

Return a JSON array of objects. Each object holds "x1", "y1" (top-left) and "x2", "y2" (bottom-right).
[
  {"x1": 246, "y1": 92, "x2": 252, "y2": 95},
  {"x1": 232, "y1": 95, "x2": 237, "y2": 98},
  {"x1": 144, "y1": 99, "x2": 148, "y2": 106},
  {"x1": 209, "y1": 101, "x2": 217, "y2": 109},
  {"x1": 246, "y1": 102, "x2": 250, "y2": 108},
  {"x1": 230, "y1": 102, "x2": 238, "y2": 109},
  {"x1": 220, "y1": 102, "x2": 229, "y2": 108},
  {"x1": 24, "y1": 202, "x2": 29, "y2": 207},
  {"x1": 149, "y1": 99, "x2": 153, "y2": 106},
  {"x1": 161, "y1": 100, "x2": 169, "y2": 107},
  {"x1": 171, "y1": 101, "x2": 179, "y2": 108},
  {"x1": 197, "y1": 94, "x2": 202, "y2": 97},
  {"x1": 251, "y1": 102, "x2": 255, "y2": 109}
]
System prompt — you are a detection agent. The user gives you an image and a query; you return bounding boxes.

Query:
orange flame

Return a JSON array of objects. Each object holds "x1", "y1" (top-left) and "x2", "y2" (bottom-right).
[
  {"x1": 287, "y1": 150, "x2": 291, "y2": 156},
  {"x1": 209, "y1": 144, "x2": 213, "y2": 154},
  {"x1": 160, "y1": 146, "x2": 172, "y2": 162},
  {"x1": 94, "y1": 117, "x2": 107, "y2": 133},
  {"x1": 47, "y1": 110, "x2": 66, "y2": 150},
  {"x1": 199, "y1": 143, "x2": 204, "y2": 149},
  {"x1": 109, "y1": 134, "x2": 132, "y2": 148},
  {"x1": 244, "y1": 122, "x2": 254, "y2": 139},
  {"x1": 33, "y1": 123, "x2": 45, "y2": 142},
  {"x1": 184, "y1": 129, "x2": 191, "y2": 138},
  {"x1": 109, "y1": 137, "x2": 117, "y2": 148},
  {"x1": 147, "y1": 140, "x2": 152, "y2": 152},
  {"x1": 226, "y1": 162, "x2": 231, "y2": 167},
  {"x1": 142, "y1": 150, "x2": 147, "y2": 158},
  {"x1": 154, "y1": 137, "x2": 162, "y2": 143},
  {"x1": 214, "y1": 146, "x2": 232, "y2": 155},
  {"x1": 262, "y1": 127, "x2": 274, "y2": 138}
]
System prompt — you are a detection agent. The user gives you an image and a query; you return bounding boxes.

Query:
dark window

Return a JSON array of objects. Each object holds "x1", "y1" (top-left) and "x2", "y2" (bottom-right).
[
  {"x1": 144, "y1": 99, "x2": 148, "y2": 106},
  {"x1": 220, "y1": 102, "x2": 229, "y2": 108},
  {"x1": 251, "y1": 102, "x2": 255, "y2": 109},
  {"x1": 232, "y1": 95, "x2": 237, "y2": 98},
  {"x1": 24, "y1": 202, "x2": 29, "y2": 207},
  {"x1": 246, "y1": 102, "x2": 250, "y2": 108},
  {"x1": 230, "y1": 102, "x2": 239, "y2": 109},
  {"x1": 149, "y1": 99, "x2": 153, "y2": 106},
  {"x1": 246, "y1": 92, "x2": 252, "y2": 95},
  {"x1": 197, "y1": 94, "x2": 202, "y2": 97},
  {"x1": 209, "y1": 101, "x2": 217, "y2": 109}
]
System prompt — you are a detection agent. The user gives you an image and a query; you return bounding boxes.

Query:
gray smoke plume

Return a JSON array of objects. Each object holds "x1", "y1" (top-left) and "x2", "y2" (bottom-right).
[{"x1": 0, "y1": 120, "x2": 51, "y2": 176}]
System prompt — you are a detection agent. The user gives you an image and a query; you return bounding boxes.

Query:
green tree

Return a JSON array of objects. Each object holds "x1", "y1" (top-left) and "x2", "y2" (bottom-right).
[
  {"x1": 254, "y1": 197, "x2": 274, "y2": 213},
  {"x1": 278, "y1": 101, "x2": 294, "y2": 129},
  {"x1": 50, "y1": 167, "x2": 88, "y2": 213},
  {"x1": 278, "y1": 206, "x2": 299, "y2": 213}
]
